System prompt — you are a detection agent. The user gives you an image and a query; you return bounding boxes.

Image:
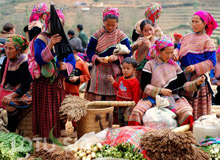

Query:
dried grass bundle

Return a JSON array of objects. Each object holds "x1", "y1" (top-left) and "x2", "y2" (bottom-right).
[
  {"x1": 141, "y1": 130, "x2": 210, "y2": 160},
  {"x1": 34, "y1": 142, "x2": 75, "y2": 160},
  {"x1": 59, "y1": 94, "x2": 89, "y2": 121}
]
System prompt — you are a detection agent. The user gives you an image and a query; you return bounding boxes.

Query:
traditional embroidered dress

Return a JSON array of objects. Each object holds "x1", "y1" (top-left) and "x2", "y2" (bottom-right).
[
  {"x1": 32, "y1": 32, "x2": 75, "y2": 138},
  {"x1": 128, "y1": 58, "x2": 198, "y2": 126},
  {"x1": 85, "y1": 27, "x2": 131, "y2": 101},
  {"x1": 176, "y1": 33, "x2": 216, "y2": 119}
]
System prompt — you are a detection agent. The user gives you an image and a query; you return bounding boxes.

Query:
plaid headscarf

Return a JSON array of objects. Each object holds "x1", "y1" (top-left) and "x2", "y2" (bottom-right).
[
  {"x1": 6, "y1": 35, "x2": 29, "y2": 53},
  {"x1": 103, "y1": 7, "x2": 120, "y2": 19},
  {"x1": 148, "y1": 35, "x2": 175, "y2": 65},
  {"x1": 194, "y1": 10, "x2": 218, "y2": 36},
  {"x1": 29, "y1": 3, "x2": 48, "y2": 23},
  {"x1": 145, "y1": 3, "x2": 162, "y2": 24}
]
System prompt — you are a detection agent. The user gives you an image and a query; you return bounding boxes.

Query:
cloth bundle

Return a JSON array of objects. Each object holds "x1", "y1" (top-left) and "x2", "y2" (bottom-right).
[{"x1": 113, "y1": 44, "x2": 130, "y2": 55}]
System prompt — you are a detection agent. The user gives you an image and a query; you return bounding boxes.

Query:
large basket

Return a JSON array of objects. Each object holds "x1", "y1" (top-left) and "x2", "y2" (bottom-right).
[{"x1": 76, "y1": 101, "x2": 135, "y2": 138}]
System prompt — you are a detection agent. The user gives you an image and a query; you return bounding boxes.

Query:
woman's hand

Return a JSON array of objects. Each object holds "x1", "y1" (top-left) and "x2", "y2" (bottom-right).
[
  {"x1": 108, "y1": 55, "x2": 119, "y2": 63},
  {"x1": 69, "y1": 76, "x2": 80, "y2": 82},
  {"x1": 196, "y1": 75, "x2": 206, "y2": 86},
  {"x1": 172, "y1": 54, "x2": 179, "y2": 61},
  {"x1": 48, "y1": 34, "x2": 62, "y2": 49},
  {"x1": 96, "y1": 57, "x2": 108, "y2": 64},
  {"x1": 160, "y1": 88, "x2": 172, "y2": 96},
  {"x1": 185, "y1": 65, "x2": 195, "y2": 72},
  {"x1": 59, "y1": 62, "x2": 67, "y2": 70},
  {"x1": 2, "y1": 94, "x2": 14, "y2": 106}
]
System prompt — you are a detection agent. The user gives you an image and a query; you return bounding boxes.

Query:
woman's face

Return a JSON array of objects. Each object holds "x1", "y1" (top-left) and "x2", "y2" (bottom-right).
[
  {"x1": 191, "y1": 15, "x2": 206, "y2": 33},
  {"x1": 142, "y1": 24, "x2": 155, "y2": 37},
  {"x1": 159, "y1": 46, "x2": 174, "y2": 62},
  {"x1": 103, "y1": 18, "x2": 118, "y2": 32},
  {"x1": 5, "y1": 42, "x2": 20, "y2": 60}
]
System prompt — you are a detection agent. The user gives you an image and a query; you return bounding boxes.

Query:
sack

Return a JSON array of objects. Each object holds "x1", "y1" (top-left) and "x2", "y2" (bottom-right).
[
  {"x1": 193, "y1": 115, "x2": 220, "y2": 143},
  {"x1": 142, "y1": 95, "x2": 178, "y2": 130}
]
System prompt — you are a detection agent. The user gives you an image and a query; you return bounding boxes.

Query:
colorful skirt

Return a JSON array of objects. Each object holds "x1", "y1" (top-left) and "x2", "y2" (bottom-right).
[{"x1": 32, "y1": 75, "x2": 65, "y2": 138}]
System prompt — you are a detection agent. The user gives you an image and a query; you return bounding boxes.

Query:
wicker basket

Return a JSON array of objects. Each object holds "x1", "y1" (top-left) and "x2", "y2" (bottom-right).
[{"x1": 76, "y1": 103, "x2": 114, "y2": 138}]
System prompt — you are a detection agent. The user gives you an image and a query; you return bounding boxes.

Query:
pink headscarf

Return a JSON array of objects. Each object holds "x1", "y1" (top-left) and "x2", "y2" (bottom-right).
[
  {"x1": 45, "y1": 10, "x2": 65, "y2": 29},
  {"x1": 194, "y1": 10, "x2": 218, "y2": 36},
  {"x1": 103, "y1": 7, "x2": 120, "y2": 19},
  {"x1": 29, "y1": 3, "x2": 48, "y2": 23},
  {"x1": 148, "y1": 35, "x2": 176, "y2": 65}
]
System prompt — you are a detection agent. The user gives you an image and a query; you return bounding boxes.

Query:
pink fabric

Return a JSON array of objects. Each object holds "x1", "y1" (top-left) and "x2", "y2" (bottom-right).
[
  {"x1": 194, "y1": 10, "x2": 218, "y2": 36},
  {"x1": 29, "y1": 3, "x2": 48, "y2": 23},
  {"x1": 41, "y1": 45, "x2": 54, "y2": 63},
  {"x1": 65, "y1": 62, "x2": 73, "y2": 77},
  {"x1": 27, "y1": 39, "x2": 41, "y2": 80},
  {"x1": 103, "y1": 7, "x2": 120, "y2": 19},
  {"x1": 148, "y1": 35, "x2": 176, "y2": 66}
]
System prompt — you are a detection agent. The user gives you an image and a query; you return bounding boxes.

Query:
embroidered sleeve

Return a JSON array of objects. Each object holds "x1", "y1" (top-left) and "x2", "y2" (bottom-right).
[
  {"x1": 194, "y1": 59, "x2": 215, "y2": 76},
  {"x1": 144, "y1": 84, "x2": 161, "y2": 98},
  {"x1": 64, "y1": 53, "x2": 75, "y2": 77},
  {"x1": 87, "y1": 37, "x2": 98, "y2": 63},
  {"x1": 183, "y1": 81, "x2": 198, "y2": 92}
]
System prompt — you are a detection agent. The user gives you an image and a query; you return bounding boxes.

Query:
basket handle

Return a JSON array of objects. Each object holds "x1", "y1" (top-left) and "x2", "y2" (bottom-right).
[
  {"x1": 95, "y1": 114, "x2": 104, "y2": 130},
  {"x1": 106, "y1": 113, "x2": 113, "y2": 128},
  {"x1": 87, "y1": 101, "x2": 135, "y2": 107}
]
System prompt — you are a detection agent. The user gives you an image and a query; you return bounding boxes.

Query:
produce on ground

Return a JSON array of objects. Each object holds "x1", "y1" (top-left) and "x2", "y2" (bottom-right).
[
  {"x1": 141, "y1": 130, "x2": 210, "y2": 160},
  {"x1": 59, "y1": 95, "x2": 89, "y2": 121},
  {"x1": 0, "y1": 131, "x2": 33, "y2": 160}
]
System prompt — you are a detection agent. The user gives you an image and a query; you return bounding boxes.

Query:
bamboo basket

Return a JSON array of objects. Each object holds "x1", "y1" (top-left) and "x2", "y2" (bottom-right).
[
  {"x1": 76, "y1": 101, "x2": 135, "y2": 138},
  {"x1": 17, "y1": 108, "x2": 33, "y2": 138}
]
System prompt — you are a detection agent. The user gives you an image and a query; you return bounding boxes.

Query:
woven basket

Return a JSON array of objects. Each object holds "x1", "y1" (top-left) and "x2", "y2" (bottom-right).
[
  {"x1": 76, "y1": 102, "x2": 114, "y2": 138},
  {"x1": 17, "y1": 107, "x2": 33, "y2": 138}
]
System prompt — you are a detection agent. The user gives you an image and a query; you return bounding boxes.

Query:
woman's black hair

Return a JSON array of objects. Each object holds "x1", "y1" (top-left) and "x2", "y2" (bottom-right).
[
  {"x1": 2, "y1": 23, "x2": 15, "y2": 32},
  {"x1": 199, "y1": 17, "x2": 208, "y2": 29},
  {"x1": 122, "y1": 57, "x2": 137, "y2": 68},
  {"x1": 159, "y1": 47, "x2": 166, "y2": 52},
  {"x1": 140, "y1": 19, "x2": 154, "y2": 32},
  {"x1": 103, "y1": 14, "x2": 118, "y2": 22}
]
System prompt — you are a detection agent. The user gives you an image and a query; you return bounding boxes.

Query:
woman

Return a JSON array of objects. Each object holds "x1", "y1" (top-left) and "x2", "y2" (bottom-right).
[
  {"x1": 32, "y1": 10, "x2": 75, "y2": 138},
  {"x1": 173, "y1": 11, "x2": 218, "y2": 120},
  {"x1": 85, "y1": 7, "x2": 131, "y2": 101},
  {"x1": 128, "y1": 35, "x2": 205, "y2": 127},
  {"x1": 132, "y1": 2, "x2": 162, "y2": 42},
  {"x1": 0, "y1": 35, "x2": 32, "y2": 132},
  {"x1": 131, "y1": 19, "x2": 156, "y2": 82},
  {"x1": 28, "y1": 3, "x2": 48, "y2": 41}
]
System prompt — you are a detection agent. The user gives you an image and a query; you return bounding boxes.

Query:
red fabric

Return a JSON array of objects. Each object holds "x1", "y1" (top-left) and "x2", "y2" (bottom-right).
[
  {"x1": 181, "y1": 115, "x2": 194, "y2": 130},
  {"x1": 32, "y1": 75, "x2": 65, "y2": 138},
  {"x1": 113, "y1": 76, "x2": 140, "y2": 104},
  {"x1": 173, "y1": 32, "x2": 182, "y2": 39}
]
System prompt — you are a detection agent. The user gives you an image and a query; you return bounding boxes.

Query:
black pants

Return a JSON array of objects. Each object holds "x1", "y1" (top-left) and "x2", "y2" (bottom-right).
[{"x1": 7, "y1": 110, "x2": 18, "y2": 132}]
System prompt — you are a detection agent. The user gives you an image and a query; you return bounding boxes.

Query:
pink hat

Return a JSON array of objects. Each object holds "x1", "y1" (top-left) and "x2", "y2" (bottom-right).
[
  {"x1": 103, "y1": 7, "x2": 120, "y2": 19},
  {"x1": 29, "y1": 3, "x2": 48, "y2": 23}
]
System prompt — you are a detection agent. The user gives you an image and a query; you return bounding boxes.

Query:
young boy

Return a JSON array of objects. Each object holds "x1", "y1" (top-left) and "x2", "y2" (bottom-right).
[
  {"x1": 65, "y1": 41, "x2": 90, "y2": 96},
  {"x1": 108, "y1": 57, "x2": 140, "y2": 126}
]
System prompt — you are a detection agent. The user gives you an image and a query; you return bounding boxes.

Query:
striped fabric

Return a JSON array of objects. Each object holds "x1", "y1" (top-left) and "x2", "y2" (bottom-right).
[
  {"x1": 92, "y1": 27, "x2": 127, "y2": 54},
  {"x1": 41, "y1": 45, "x2": 54, "y2": 63},
  {"x1": 32, "y1": 75, "x2": 65, "y2": 138},
  {"x1": 183, "y1": 81, "x2": 198, "y2": 92},
  {"x1": 194, "y1": 59, "x2": 214, "y2": 76},
  {"x1": 103, "y1": 126, "x2": 152, "y2": 159},
  {"x1": 178, "y1": 33, "x2": 216, "y2": 60},
  {"x1": 182, "y1": 84, "x2": 212, "y2": 120},
  {"x1": 144, "y1": 2, "x2": 162, "y2": 24},
  {"x1": 88, "y1": 63, "x2": 122, "y2": 96},
  {"x1": 214, "y1": 62, "x2": 220, "y2": 78}
]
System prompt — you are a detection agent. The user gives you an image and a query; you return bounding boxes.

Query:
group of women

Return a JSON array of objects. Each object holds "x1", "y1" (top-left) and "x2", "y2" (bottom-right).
[{"x1": 0, "y1": 2, "x2": 218, "y2": 138}]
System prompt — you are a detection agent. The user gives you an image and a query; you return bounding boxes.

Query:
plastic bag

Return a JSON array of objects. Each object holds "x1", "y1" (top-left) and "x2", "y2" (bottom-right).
[
  {"x1": 193, "y1": 115, "x2": 220, "y2": 143},
  {"x1": 142, "y1": 95, "x2": 178, "y2": 130}
]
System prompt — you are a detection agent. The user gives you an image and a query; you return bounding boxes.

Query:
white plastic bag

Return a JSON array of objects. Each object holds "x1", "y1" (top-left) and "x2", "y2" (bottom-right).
[
  {"x1": 193, "y1": 115, "x2": 220, "y2": 143},
  {"x1": 142, "y1": 95, "x2": 178, "y2": 130}
]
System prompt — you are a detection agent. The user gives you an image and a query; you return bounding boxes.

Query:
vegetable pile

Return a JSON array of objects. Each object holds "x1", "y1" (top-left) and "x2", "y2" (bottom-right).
[
  {"x1": 60, "y1": 95, "x2": 89, "y2": 121},
  {"x1": 0, "y1": 132, "x2": 33, "y2": 160},
  {"x1": 96, "y1": 143, "x2": 145, "y2": 160}
]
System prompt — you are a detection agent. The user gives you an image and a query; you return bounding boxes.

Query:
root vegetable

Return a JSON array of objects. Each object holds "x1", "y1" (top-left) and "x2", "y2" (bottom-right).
[{"x1": 91, "y1": 152, "x2": 96, "y2": 158}]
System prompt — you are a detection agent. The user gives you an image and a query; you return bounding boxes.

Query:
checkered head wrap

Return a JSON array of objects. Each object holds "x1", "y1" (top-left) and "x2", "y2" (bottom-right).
[{"x1": 144, "y1": 2, "x2": 162, "y2": 24}]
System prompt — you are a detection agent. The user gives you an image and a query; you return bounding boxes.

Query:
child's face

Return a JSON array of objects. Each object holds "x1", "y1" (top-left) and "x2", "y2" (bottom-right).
[
  {"x1": 142, "y1": 24, "x2": 155, "y2": 37},
  {"x1": 122, "y1": 62, "x2": 135, "y2": 78},
  {"x1": 159, "y1": 46, "x2": 174, "y2": 62}
]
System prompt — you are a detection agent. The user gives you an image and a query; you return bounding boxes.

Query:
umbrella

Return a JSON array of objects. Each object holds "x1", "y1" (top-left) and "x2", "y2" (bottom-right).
[{"x1": 50, "y1": 2, "x2": 73, "y2": 60}]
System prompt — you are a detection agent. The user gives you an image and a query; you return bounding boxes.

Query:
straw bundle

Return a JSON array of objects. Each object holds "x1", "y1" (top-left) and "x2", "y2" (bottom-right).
[
  {"x1": 34, "y1": 142, "x2": 74, "y2": 160},
  {"x1": 141, "y1": 130, "x2": 210, "y2": 160},
  {"x1": 59, "y1": 94, "x2": 89, "y2": 121}
]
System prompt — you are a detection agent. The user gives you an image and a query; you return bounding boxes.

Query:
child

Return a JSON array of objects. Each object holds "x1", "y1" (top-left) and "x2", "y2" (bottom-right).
[
  {"x1": 131, "y1": 19, "x2": 156, "y2": 82},
  {"x1": 210, "y1": 48, "x2": 220, "y2": 104},
  {"x1": 108, "y1": 57, "x2": 140, "y2": 126},
  {"x1": 65, "y1": 41, "x2": 90, "y2": 96}
]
